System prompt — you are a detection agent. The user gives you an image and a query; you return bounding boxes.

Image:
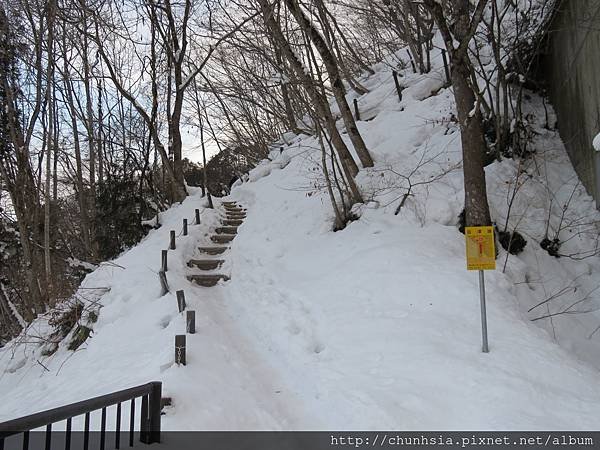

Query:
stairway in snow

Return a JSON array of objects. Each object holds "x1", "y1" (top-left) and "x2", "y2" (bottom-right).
[{"x1": 187, "y1": 201, "x2": 245, "y2": 287}]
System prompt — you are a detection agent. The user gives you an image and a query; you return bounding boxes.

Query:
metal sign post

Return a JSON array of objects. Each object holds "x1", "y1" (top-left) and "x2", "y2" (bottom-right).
[
  {"x1": 478, "y1": 270, "x2": 489, "y2": 353},
  {"x1": 465, "y1": 226, "x2": 495, "y2": 353}
]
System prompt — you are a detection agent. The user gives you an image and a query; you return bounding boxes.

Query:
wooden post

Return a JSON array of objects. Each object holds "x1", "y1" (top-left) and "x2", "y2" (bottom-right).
[
  {"x1": 441, "y1": 49, "x2": 450, "y2": 85},
  {"x1": 169, "y1": 230, "x2": 176, "y2": 250},
  {"x1": 176, "y1": 290, "x2": 186, "y2": 313},
  {"x1": 353, "y1": 98, "x2": 360, "y2": 121},
  {"x1": 175, "y1": 335, "x2": 186, "y2": 365},
  {"x1": 159, "y1": 271, "x2": 169, "y2": 296},
  {"x1": 392, "y1": 71, "x2": 403, "y2": 102},
  {"x1": 186, "y1": 311, "x2": 195, "y2": 334},
  {"x1": 183, "y1": 219, "x2": 188, "y2": 236},
  {"x1": 161, "y1": 250, "x2": 167, "y2": 272},
  {"x1": 195, "y1": 209, "x2": 200, "y2": 225}
]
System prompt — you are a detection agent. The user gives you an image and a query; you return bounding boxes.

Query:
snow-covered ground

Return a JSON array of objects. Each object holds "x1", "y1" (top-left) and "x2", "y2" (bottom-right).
[{"x1": 1, "y1": 46, "x2": 599, "y2": 431}]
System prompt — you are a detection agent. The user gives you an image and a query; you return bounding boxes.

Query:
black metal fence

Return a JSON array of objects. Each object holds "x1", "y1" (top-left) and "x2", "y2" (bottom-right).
[{"x1": 0, "y1": 381, "x2": 162, "y2": 449}]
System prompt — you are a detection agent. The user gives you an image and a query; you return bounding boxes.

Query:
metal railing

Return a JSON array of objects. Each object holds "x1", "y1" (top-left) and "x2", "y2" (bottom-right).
[{"x1": 0, "y1": 381, "x2": 162, "y2": 449}]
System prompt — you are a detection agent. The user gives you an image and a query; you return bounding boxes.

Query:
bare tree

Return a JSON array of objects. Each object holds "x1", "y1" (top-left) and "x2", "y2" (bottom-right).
[
  {"x1": 0, "y1": 2, "x2": 48, "y2": 317},
  {"x1": 284, "y1": 0, "x2": 374, "y2": 169},
  {"x1": 423, "y1": 0, "x2": 492, "y2": 226},
  {"x1": 257, "y1": 0, "x2": 363, "y2": 202}
]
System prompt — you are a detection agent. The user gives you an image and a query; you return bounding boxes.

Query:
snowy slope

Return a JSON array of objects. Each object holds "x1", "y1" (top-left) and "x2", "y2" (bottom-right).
[{"x1": 1, "y1": 47, "x2": 600, "y2": 431}]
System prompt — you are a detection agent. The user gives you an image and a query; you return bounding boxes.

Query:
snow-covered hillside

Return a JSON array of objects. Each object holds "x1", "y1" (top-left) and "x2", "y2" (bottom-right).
[{"x1": 1, "y1": 46, "x2": 600, "y2": 431}]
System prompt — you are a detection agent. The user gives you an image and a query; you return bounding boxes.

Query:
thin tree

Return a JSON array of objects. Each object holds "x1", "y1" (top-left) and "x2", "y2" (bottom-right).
[
  {"x1": 423, "y1": 0, "x2": 492, "y2": 226},
  {"x1": 284, "y1": 0, "x2": 374, "y2": 169}
]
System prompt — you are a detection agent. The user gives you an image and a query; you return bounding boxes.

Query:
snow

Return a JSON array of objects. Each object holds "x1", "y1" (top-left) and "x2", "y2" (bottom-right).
[
  {"x1": 66, "y1": 257, "x2": 98, "y2": 272},
  {"x1": 1, "y1": 283, "x2": 27, "y2": 329},
  {"x1": 593, "y1": 132, "x2": 600, "y2": 152},
  {"x1": 247, "y1": 160, "x2": 273, "y2": 182},
  {"x1": 1, "y1": 46, "x2": 600, "y2": 432}
]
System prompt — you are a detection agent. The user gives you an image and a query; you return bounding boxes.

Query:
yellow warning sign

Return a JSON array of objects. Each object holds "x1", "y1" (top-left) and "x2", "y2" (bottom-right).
[{"x1": 465, "y1": 226, "x2": 496, "y2": 271}]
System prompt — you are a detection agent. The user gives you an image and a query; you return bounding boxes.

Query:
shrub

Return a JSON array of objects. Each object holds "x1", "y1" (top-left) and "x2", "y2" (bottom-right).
[
  {"x1": 540, "y1": 237, "x2": 561, "y2": 257},
  {"x1": 68, "y1": 325, "x2": 92, "y2": 351},
  {"x1": 497, "y1": 229, "x2": 527, "y2": 255}
]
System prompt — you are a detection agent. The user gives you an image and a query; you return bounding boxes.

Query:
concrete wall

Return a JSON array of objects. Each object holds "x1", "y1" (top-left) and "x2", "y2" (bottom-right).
[{"x1": 543, "y1": 0, "x2": 600, "y2": 207}]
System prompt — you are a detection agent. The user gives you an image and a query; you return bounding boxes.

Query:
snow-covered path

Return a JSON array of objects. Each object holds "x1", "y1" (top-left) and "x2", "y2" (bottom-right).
[
  {"x1": 156, "y1": 200, "x2": 317, "y2": 430},
  {"x1": 165, "y1": 286, "x2": 309, "y2": 429},
  {"x1": 163, "y1": 205, "x2": 316, "y2": 429}
]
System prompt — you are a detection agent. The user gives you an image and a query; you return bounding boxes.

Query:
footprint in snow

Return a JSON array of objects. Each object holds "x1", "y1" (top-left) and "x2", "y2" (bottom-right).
[
  {"x1": 287, "y1": 321, "x2": 301, "y2": 336},
  {"x1": 312, "y1": 342, "x2": 326, "y2": 354},
  {"x1": 159, "y1": 315, "x2": 172, "y2": 329}
]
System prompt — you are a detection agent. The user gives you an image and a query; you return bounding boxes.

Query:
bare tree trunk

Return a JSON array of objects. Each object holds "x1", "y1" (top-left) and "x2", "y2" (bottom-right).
[
  {"x1": 164, "y1": 0, "x2": 192, "y2": 203},
  {"x1": 81, "y1": 13, "x2": 99, "y2": 257},
  {"x1": 303, "y1": 32, "x2": 364, "y2": 205},
  {"x1": 273, "y1": 45, "x2": 301, "y2": 134},
  {"x1": 199, "y1": 115, "x2": 213, "y2": 209},
  {"x1": 92, "y1": 0, "x2": 188, "y2": 203},
  {"x1": 317, "y1": 121, "x2": 344, "y2": 230},
  {"x1": 424, "y1": 0, "x2": 492, "y2": 226},
  {"x1": 0, "y1": 6, "x2": 47, "y2": 316},
  {"x1": 313, "y1": 0, "x2": 369, "y2": 95},
  {"x1": 43, "y1": 0, "x2": 55, "y2": 294},
  {"x1": 61, "y1": 27, "x2": 92, "y2": 256},
  {"x1": 0, "y1": 283, "x2": 20, "y2": 336},
  {"x1": 97, "y1": 77, "x2": 104, "y2": 185},
  {"x1": 257, "y1": 0, "x2": 362, "y2": 204},
  {"x1": 52, "y1": 81, "x2": 59, "y2": 202},
  {"x1": 285, "y1": 0, "x2": 374, "y2": 169},
  {"x1": 190, "y1": 79, "x2": 212, "y2": 205}
]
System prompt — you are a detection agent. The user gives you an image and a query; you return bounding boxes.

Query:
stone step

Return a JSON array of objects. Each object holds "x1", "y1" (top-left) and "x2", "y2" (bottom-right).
[
  {"x1": 222, "y1": 219, "x2": 243, "y2": 227},
  {"x1": 215, "y1": 226, "x2": 238, "y2": 235},
  {"x1": 188, "y1": 259, "x2": 225, "y2": 270},
  {"x1": 224, "y1": 208, "x2": 245, "y2": 214},
  {"x1": 187, "y1": 274, "x2": 230, "y2": 287},
  {"x1": 222, "y1": 201, "x2": 238, "y2": 206},
  {"x1": 225, "y1": 212, "x2": 246, "y2": 219},
  {"x1": 198, "y1": 246, "x2": 228, "y2": 255},
  {"x1": 211, "y1": 234, "x2": 236, "y2": 244}
]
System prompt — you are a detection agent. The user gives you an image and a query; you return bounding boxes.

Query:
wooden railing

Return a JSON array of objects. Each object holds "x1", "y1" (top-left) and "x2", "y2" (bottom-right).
[{"x1": 0, "y1": 381, "x2": 162, "y2": 449}]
